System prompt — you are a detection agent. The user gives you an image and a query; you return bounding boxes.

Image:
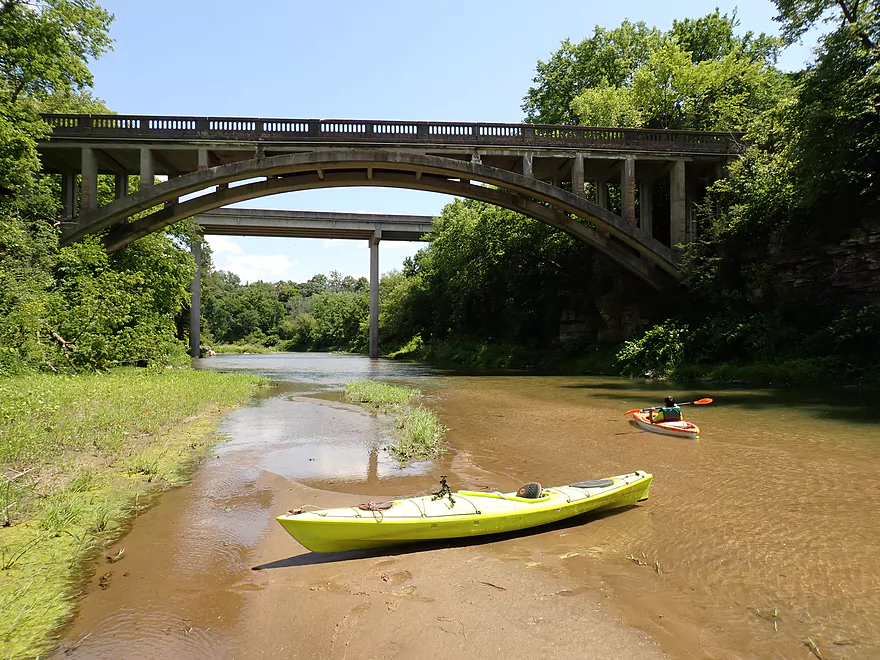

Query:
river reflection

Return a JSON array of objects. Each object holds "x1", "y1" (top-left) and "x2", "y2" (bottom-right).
[{"x1": 194, "y1": 354, "x2": 443, "y2": 492}]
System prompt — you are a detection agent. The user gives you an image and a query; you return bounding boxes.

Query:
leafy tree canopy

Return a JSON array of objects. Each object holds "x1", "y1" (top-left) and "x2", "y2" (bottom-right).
[
  {"x1": 525, "y1": 10, "x2": 787, "y2": 131},
  {"x1": 0, "y1": 0, "x2": 114, "y2": 105}
]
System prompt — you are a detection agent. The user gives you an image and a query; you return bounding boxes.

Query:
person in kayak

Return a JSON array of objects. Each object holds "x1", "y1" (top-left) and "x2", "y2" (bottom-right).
[{"x1": 650, "y1": 396, "x2": 682, "y2": 423}]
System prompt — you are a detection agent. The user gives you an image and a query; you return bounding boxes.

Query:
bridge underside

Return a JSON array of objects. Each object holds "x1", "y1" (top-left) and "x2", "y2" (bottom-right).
[
  {"x1": 197, "y1": 208, "x2": 434, "y2": 241},
  {"x1": 44, "y1": 150, "x2": 689, "y2": 288}
]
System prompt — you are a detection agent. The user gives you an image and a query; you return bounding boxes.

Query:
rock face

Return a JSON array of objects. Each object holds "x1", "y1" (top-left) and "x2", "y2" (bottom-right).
[{"x1": 773, "y1": 219, "x2": 880, "y2": 306}]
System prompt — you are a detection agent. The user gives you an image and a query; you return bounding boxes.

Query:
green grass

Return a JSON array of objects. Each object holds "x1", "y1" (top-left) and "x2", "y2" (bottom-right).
[
  {"x1": 344, "y1": 379, "x2": 420, "y2": 407},
  {"x1": 0, "y1": 367, "x2": 266, "y2": 660},
  {"x1": 344, "y1": 379, "x2": 446, "y2": 464},
  {"x1": 392, "y1": 406, "x2": 447, "y2": 462},
  {"x1": 212, "y1": 343, "x2": 277, "y2": 354}
]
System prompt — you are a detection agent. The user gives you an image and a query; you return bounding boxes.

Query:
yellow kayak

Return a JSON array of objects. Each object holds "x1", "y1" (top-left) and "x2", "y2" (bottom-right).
[{"x1": 277, "y1": 470, "x2": 652, "y2": 553}]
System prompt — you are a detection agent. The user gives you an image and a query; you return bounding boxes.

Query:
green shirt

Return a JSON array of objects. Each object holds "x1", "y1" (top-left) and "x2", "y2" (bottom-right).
[{"x1": 654, "y1": 405, "x2": 681, "y2": 422}]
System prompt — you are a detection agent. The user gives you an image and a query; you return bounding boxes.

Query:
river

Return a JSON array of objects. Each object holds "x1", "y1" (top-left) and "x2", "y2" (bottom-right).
[{"x1": 56, "y1": 353, "x2": 880, "y2": 659}]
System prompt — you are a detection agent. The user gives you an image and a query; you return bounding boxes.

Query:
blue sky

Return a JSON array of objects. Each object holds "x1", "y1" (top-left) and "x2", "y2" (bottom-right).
[{"x1": 90, "y1": 0, "x2": 818, "y2": 284}]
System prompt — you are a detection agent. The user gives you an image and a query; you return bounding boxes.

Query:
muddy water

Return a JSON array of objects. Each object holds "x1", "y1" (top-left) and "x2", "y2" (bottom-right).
[{"x1": 56, "y1": 354, "x2": 880, "y2": 659}]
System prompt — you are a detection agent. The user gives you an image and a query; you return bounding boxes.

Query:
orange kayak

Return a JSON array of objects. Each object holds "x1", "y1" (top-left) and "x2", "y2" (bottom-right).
[{"x1": 630, "y1": 411, "x2": 700, "y2": 440}]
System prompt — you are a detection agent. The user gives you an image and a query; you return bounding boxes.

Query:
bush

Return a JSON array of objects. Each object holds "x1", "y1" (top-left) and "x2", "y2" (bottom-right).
[{"x1": 616, "y1": 320, "x2": 689, "y2": 377}]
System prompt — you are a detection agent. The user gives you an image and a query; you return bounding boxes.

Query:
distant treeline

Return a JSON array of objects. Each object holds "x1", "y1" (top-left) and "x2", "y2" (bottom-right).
[{"x1": 202, "y1": 270, "x2": 370, "y2": 352}]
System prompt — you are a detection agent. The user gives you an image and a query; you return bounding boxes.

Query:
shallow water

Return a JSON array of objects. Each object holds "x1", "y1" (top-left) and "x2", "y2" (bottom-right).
[{"x1": 56, "y1": 354, "x2": 880, "y2": 659}]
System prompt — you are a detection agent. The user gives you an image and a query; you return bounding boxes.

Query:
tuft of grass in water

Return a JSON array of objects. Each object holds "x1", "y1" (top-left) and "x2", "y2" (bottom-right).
[
  {"x1": 344, "y1": 379, "x2": 419, "y2": 408},
  {"x1": 344, "y1": 379, "x2": 445, "y2": 464},
  {"x1": 0, "y1": 367, "x2": 267, "y2": 660},
  {"x1": 391, "y1": 406, "x2": 448, "y2": 463}
]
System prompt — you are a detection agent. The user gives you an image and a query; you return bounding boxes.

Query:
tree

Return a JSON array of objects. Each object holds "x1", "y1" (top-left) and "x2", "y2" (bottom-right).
[
  {"x1": 570, "y1": 85, "x2": 642, "y2": 127},
  {"x1": 522, "y1": 21, "x2": 662, "y2": 124},
  {"x1": 0, "y1": 0, "x2": 114, "y2": 105},
  {"x1": 772, "y1": 0, "x2": 878, "y2": 50},
  {"x1": 671, "y1": 9, "x2": 781, "y2": 64},
  {"x1": 530, "y1": 11, "x2": 787, "y2": 132}
]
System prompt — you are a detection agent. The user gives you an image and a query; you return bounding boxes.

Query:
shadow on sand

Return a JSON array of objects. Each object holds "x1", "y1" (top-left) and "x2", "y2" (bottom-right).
[{"x1": 562, "y1": 380, "x2": 880, "y2": 426}]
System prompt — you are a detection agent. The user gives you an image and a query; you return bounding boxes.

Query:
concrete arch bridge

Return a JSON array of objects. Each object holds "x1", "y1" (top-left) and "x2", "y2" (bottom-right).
[{"x1": 36, "y1": 114, "x2": 742, "y2": 356}]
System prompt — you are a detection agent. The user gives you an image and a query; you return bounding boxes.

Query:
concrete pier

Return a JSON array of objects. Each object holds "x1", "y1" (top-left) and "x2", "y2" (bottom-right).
[
  {"x1": 670, "y1": 160, "x2": 687, "y2": 247},
  {"x1": 369, "y1": 229, "x2": 381, "y2": 359},
  {"x1": 81, "y1": 147, "x2": 97, "y2": 211}
]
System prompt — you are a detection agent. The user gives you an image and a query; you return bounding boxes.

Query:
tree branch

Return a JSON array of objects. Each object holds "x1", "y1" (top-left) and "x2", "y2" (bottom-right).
[
  {"x1": 9, "y1": 79, "x2": 27, "y2": 106},
  {"x1": 837, "y1": 0, "x2": 876, "y2": 50}
]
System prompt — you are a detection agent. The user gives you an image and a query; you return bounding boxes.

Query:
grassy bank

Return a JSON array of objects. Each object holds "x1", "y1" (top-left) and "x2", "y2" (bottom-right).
[
  {"x1": 0, "y1": 368, "x2": 267, "y2": 660},
  {"x1": 343, "y1": 380, "x2": 447, "y2": 463}
]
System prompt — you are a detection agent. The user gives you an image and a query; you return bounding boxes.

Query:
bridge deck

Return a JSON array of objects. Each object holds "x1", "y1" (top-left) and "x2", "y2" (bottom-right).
[
  {"x1": 197, "y1": 208, "x2": 433, "y2": 241},
  {"x1": 37, "y1": 114, "x2": 740, "y2": 182}
]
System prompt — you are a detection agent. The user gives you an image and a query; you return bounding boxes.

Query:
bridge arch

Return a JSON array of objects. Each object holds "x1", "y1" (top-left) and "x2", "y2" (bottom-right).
[{"x1": 61, "y1": 150, "x2": 681, "y2": 287}]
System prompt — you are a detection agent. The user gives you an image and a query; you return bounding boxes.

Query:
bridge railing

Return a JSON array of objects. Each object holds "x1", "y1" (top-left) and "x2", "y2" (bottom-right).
[{"x1": 41, "y1": 114, "x2": 743, "y2": 154}]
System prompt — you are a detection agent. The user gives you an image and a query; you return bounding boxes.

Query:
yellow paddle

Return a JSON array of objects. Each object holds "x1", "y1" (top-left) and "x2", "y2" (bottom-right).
[{"x1": 624, "y1": 398, "x2": 713, "y2": 415}]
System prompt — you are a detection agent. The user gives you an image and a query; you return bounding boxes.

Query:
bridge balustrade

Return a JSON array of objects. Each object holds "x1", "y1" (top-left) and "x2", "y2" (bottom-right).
[{"x1": 41, "y1": 114, "x2": 742, "y2": 154}]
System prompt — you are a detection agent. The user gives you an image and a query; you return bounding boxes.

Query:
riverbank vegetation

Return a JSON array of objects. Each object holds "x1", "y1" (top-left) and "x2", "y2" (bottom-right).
[
  {"x1": 0, "y1": 0, "x2": 202, "y2": 376},
  {"x1": 0, "y1": 5, "x2": 271, "y2": 654},
  {"x1": 344, "y1": 380, "x2": 447, "y2": 463},
  {"x1": 0, "y1": 368, "x2": 266, "y2": 659}
]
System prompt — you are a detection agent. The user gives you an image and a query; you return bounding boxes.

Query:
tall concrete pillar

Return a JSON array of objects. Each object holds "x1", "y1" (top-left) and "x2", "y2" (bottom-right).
[
  {"x1": 62, "y1": 172, "x2": 77, "y2": 219},
  {"x1": 572, "y1": 153, "x2": 584, "y2": 197},
  {"x1": 596, "y1": 180, "x2": 609, "y2": 209},
  {"x1": 621, "y1": 157, "x2": 636, "y2": 224},
  {"x1": 369, "y1": 229, "x2": 381, "y2": 359},
  {"x1": 139, "y1": 147, "x2": 154, "y2": 190},
  {"x1": 670, "y1": 160, "x2": 686, "y2": 246},
  {"x1": 189, "y1": 238, "x2": 202, "y2": 358},
  {"x1": 686, "y1": 168, "x2": 697, "y2": 243},
  {"x1": 114, "y1": 172, "x2": 127, "y2": 200},
  {"x1": 81, "y1": 147, "x2": 98, "y2": 211},
  {"x1": 198, "y1": 148, "x2": 210, "y2": 170},
  {"x1": 522, "y1": 153, "x2": 533, "y2": 177},
  {"x1": 639, "y1": 182, "x2": 653, "y2": 239}
]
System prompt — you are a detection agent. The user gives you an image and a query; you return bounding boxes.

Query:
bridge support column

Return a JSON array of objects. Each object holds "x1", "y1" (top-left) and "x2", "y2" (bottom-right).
[
  {"x1": 522, "y1": 153, "x2": 533, "y2": 177},
  {"x1": 139, "y1": 147, "x2": 154, "y2": 190},
  {"x1": 639, "y1": 182, "x2": 653, "y2": 239},
  {"x1": 670, "y1": 160, "x2": 686, "y2": 247},
  {"x1": 189, "y1": 237, "x2": 202, "y2": 358},
  {"x1": 369, "y1": 229, "x2": 381, "y2": 359},
  {"x1": 114, "y1": 172, "x2": 128, "y2": 199},
  {"x1": 596, "y1": 180, "x2": 609, "y2": 209},
  {"x1": 81, "y1": 147, "x2": 97, "y2": 211},
  {"x1": 686, "y1": 168, "x2": 697, "y2": 243},
  {"x1": 572, "y1": 153, "x2": 584, "y2": 196},
  {"x1": 198, "y1": 148, "x2": 210, "y2": 170},
  {"x1": 62, "y1": 172, "x2": 76, "y2": 219},
  {"x1": 621, "y1": 157, "x2": 636, "y2": 224}
]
